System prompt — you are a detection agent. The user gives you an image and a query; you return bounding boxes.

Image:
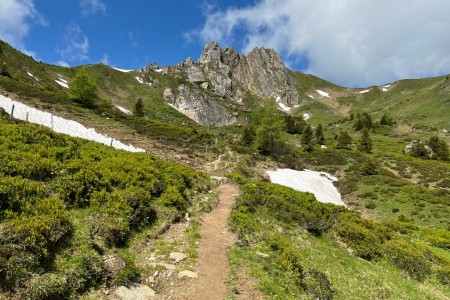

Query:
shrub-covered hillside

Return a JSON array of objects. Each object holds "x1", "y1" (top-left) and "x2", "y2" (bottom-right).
[
  {"x1": 227, "y1": 176, "x2": 450, "y2": 299},
  {"x1": 0, "y1": 111, "x2": 209, "y2": 298}
]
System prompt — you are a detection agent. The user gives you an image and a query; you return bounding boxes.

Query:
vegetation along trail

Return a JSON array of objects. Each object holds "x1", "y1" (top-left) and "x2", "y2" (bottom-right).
[{"x1": 176, "y1": 183, "x2": 239, "y2": 300}]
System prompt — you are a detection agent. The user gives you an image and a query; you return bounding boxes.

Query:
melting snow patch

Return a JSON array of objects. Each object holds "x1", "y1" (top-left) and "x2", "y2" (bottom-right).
[
  {"x1": 115, "y1": 105, "x2": 132, "y2": 115},
  {"x1": 359, "y1": 89, "x2": 370, "y2": 94},
  {"x1": 303, "y1": 113, "x2": 310, "y2": 120},
  {"x1": 155, "y1": 69, "x2": 163, "y2": 73},
  {"x1": 382, "y1": 88, "x2": 388, "y2": 92},
  {"x1": 316, "y1": 90, "x2": 330, "y2": 98},
  {"x1": 383, "y1": 84, "x2": 391, "y2": 88},
  {"x1": 27, "y1": 72, "x2": 37, "y2": 80},
  {"x1": 308, "y1": 95, "x2": 315, "y2": 99},
  {"x1": 267, "y1": 168, "x2": 346, "y2": 206},
  {"x1": 55, "y1": 79, "x2": 69, "y2": 88},
  {"x1": 135, "y1": 77, "x2": 144, "y2": 84},
  {"x1": 112, "y1": 67, "x2": 133, "y2": 73},
  {"x1": 0, "y1": 95, "x2": 145, "y2": 153}
]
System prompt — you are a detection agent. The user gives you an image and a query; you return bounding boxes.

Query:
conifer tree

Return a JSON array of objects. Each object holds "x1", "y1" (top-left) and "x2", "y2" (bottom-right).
[
  {"x1": 428, "y1": 135, "x2": 449, "y2": 160},
  {"x1": 240, "y1": 125, "x2": 256, "y2": 147},
  {"x1": 254, "y1": 101, "x2": 287, "y2": 157},
  {"x1": 69, "y1": 68, "x2": 99, "y2": 108},
  {"x1": 336, "y1": 131, "x2": 352, "y2": 149},
  {"x1": 315, "y1": 123, "x2": 325, "y2": 145},
  {"x1": 302, "y1": 124, "x2": 314, "y2": 151},
  {"x1": 133, "y1": 98, "x2": 145, "y2": 117},
  {"x1": 357, "y1": 127, "x2": 373, "y2": 153}
]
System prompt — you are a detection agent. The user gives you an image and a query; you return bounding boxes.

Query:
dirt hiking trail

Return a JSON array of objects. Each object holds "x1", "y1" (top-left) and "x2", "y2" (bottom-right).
[{"x1": 166, "y1": 183, "x2": 239, "y2": 300}]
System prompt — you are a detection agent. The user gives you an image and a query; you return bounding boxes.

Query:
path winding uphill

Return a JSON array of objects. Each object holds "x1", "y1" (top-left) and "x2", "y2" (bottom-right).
[{"x1": 169, "y1": 184, "x2": 239, "y2": 300}]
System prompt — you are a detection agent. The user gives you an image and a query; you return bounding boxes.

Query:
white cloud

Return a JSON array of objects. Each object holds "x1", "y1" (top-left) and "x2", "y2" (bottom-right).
[
  {"x1": 57, "y1": 23, "x2": 89, "y2": 63},
  {"x1": 194, "y1": 0, "x2": 450, "y2": 87},
  {"x1": 80, "y1": 0, "x2": 106, "y2": 16},
  {"x1": 57, "y1": 60, "x2": 70, "y2": 68},
  {"x1": 0, "y1": 0, "x2": 45, "y2": 53},
  {"x1": 128, "y1": 32, "x2": 139, "y2": 48}
]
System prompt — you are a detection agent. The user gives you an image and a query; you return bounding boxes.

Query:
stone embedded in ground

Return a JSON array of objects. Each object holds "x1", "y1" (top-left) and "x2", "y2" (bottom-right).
[
  {"x1": 114, "y1": 284, "x2": 156, "y2": 300},
  {"x1": 147, "y1": 262, "x2": 176, "y2": 270},
  {"x1": 169, "y1": 252, "x2": 188, "y2": 263},
  {"x1": 256, "y1": 251, "x2": 270, "y2": 258},
  {"x1": 178, "y1": 270, "x2": 199, "y2": 279}
]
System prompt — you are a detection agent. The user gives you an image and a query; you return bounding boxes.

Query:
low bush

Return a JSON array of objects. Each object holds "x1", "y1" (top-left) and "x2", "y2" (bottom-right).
[
  {"x1": 383, "y1": 239, "x2": 432, "y2": 281},
  {"x1": 303, "y1": 269, "x2": 335, "y2": 300}
]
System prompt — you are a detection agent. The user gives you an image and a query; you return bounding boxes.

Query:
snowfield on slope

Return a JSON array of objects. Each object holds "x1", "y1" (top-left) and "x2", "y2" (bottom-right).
[
  {"x1": 267, "y1": 168, "x2": 346, "y2": 206},
  {"x1": 0, "y1": 95, "x2": 144, "y2": 152},
  {"x1": 316, "y1": 90, "x2": 330, "y2": 98}
]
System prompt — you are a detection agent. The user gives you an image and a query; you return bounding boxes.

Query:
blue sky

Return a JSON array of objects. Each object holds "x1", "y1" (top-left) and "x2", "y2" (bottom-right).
[{"x1": 1, "y1": 0, "x2": 450, "y2": 87}]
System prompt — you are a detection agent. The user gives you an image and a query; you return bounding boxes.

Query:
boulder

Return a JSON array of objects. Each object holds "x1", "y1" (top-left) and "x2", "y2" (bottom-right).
[{"x1": 114, "y1": 284, "x2": 156, "y2": 300}]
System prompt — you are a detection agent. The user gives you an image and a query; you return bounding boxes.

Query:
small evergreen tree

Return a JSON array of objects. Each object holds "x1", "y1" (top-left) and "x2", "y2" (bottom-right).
[
  {"x1": 428, "y1": 135, "x2": 449, "y2": 160},
  {"x1": 315, "y1": 123, "x2": 325, "y2": 145},
  {"x1": 254, "y1": 101, "x2": 287, "y2": 157},
  {"x1": 69, "y1": 68, "x2": 98, "y2": 108},
  {"x1": 357, "y1": 127, "x2": 373, "y2": 153},
  {"x1": 285, "y1": 115, "x2": 305, "y2": 134},
  {"x1": 240, "y1": 125, "x2": 256, "y2": 147},
  {"x1": 360, "y1": 158, "x2": 378, "y2": 175},
  {"x1": 361, "y1": 113, "x2": 373, "y2": 129},
  {"x1": 133, "y1": 98, "x2": 145, "y2": 117},
  {"x1": 336, "y1": 131, "x2": 352, "y2": 149},
  {"x1": 302, "y1": 124, "x2": 314, "y2": 151},
  {"x1": 353, "y1": 118, "x2": 364, "y2": 131},
  {"x1": 380, "y1": 113, "x2": 394, "y2": 125}
]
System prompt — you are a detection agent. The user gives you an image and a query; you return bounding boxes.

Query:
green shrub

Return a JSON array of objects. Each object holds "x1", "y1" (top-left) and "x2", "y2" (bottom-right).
[
  {"x1": 303, "y1": 269, "x2": 335, "y2": 300},
  {"x1": 421, "y1": 229, "x2": 450, "y2": 249},
  {"x1": 63, "y1": 250, "x2": 105, "y2": 293},
  {"x1": 365, "y1": 201, "x2": 377, "y2": 209},
  {"x1": 19, "y1": 273, "x2": 67, "y2": 300},
  {"x1": 335, "y1": 212, "x2": 388, "y2": 259},
  {"x1": 360, "y1": 158, "x2": 378, "y2": 175},
  {"x1": 436, "y1": 266, "x2": 450, "y2": 286},
  {"x1": 384, "y1": 239, "x2": 432, "y2": 281}
]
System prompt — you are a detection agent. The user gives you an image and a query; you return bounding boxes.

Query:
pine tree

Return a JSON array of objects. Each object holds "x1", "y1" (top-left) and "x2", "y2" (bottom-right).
[
  {"x1": 133, "y1": 98, "x2": 145, "y2": 117},
  {"x1": 357, "y1": 127, "x2": 373, "y2": 153},
  {"x1": 315, "y1": 123, "x2": 325, "y2": 145},
  {"x1": 240, "y1": 125, "x2": 256, "y2": 147},
  {"x1": 69, "y1": 68, "x2": 98, "y2": 108},
  {"x1": 428, "y1": 135, "x2": 449, "y2": 160},
  {"x1": 254, "y1": 101, "x2": 287, "y2": 157},
  {"x1": 302, "y1": 124, "x2": 314, "y2": 151},
  {"x1": 336, "y1": 131, "x2": 352, "y2": 149},
  {"x1": 353, "y1": 118, "x2": 364, "y2": 131}
]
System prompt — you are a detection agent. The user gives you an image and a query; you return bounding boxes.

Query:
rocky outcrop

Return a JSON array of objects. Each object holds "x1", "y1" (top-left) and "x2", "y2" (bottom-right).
[
  {"x1": 163, "y1": 85, "x2": 236, "y2": 126},
  {"x1": 159, "y1": 41, "x2": 300, "y2": 126}
]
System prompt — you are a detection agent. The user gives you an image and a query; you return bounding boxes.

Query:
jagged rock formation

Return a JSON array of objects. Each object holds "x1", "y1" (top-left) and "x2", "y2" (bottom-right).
[
  {"x1": 152, "y1": 41, "x2": 300, "y2": 125},
  {"x1": 163, "y1": 85, "x2": 236, "y2": 126}
]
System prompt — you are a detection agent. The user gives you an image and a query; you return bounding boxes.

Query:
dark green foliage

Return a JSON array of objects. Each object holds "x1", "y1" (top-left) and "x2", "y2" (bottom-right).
[
  {"x1": 357, "y1": 127, "x2": 373, "y2": 153},
  {"x1": 69, "y1": 68, "x2": 99, "y2": 108},
  {"x1": 354, "y1": 113, "x2": 373, "y2": 131},
  {"x1": 335, "y1": 212, "x2": 388, "y2": 259},
  {"x1": 240, "y1": 125, "x2": 256, "y2": 147},
  {"x1": 0, "y1": 115, "x2": 209, "y2": 295},
  {"x1": 315, "y1": 123, "x2": 325, "y2": 145},
  {"x1": 360, "y1": 158, "x2": 378, "y2": 175},
  {"x1": 380, "y1": 113, "x2": 394, "y2": 125},
  {"x1": 384, "y1": 239, "x2": 432, "y2": 281},
  {"x1": 301, "y1": 124, "x2": 314, "y2": 151},
  {"x1": 365, "y1": 201, "x2": 377, "y2": 209},
  {"x1": 335, "y1": 131, "x2": 352, "y2": 149},
  {"x1": 436, "y1": 266, "x2": 450, "y2": 286},
  {"x1": 408, "y1": 140, "x2": 430, "y2": 158},
  {"x1": 253, "y1": 101, "x2": 288, "y2": 158},
  {"x1": 133, "y1": 98, "x2": 145, "y2": 117},
  {"x1": 285, "y1": 115, "x2": 305, "y2": 134},
  {"x1": 303, "y1": 269, "x2": 335, "y2": 300},
  {"x1": 427, "y1": 135, "x2": 449, "y2": 160}
]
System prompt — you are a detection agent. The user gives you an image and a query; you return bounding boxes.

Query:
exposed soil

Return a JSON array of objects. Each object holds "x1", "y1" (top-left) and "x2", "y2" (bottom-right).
[{"x1": 161, "y1": 183, "x2": 239, "y2": 300}]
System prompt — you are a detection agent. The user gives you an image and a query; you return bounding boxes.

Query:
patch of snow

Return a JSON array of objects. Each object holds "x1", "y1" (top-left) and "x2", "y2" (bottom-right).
[
  {"x1": 155, "y1": 69, "x2": 163, "y2": 73},
  {"x1": 308, "y1": 95, "x2": 315, "y2": 99},
  {"x1": 294, "y1": 104, "x2": 300, "y2": 108},
  {"x1": 303, "y1": 113, "x2": 310, "y2": 120},
  {"x1": 383, "y1": 84, "x2": 391, "y2": 88},
  {"x1": 267, "y1": 168, "x2": 346, "y2": 206},
  {"x1": 55, "y1": 79, "x2": 69, "y2": 88},
  {"x1": 0, "y1": 95, "x2": 145, "y2": 153},
  {"x1": 27, "y1": 72, "x2": 37, "y2": 80},
  {"x1": 278, "y1": 102, "x2": 291, "y2": 112},
  {"x1": 276, "y1": 96, "x2": 281, "y2": 102},
  {"x1": 359, "y1": 89, "x2": 370, "y2": 94},
  {"x1": 58, "y1": 78, "x2": 68, "y2": 84},
  {"x1": 316, "y1": 90, "x2": 330, "y2": 98},
  {"x1": 135, "y1": 76, "x2": 144, "y2": 84},
  {"x1": 112, "y1": 67, "x2": 133, "y2": 73},
  {"x1": 114, "y1": 105, "x2": 132, "y2": 115},
  {"x1": 168, "y1": 103, "x2": 178, "y2": 110},
  {"x1": 382, "y1": 88, "x2": 388, "y2": 92}
]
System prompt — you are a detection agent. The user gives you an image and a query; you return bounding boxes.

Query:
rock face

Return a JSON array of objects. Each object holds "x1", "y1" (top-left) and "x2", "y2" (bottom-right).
[
  {"x1": 156, "y1": 41, "x2": 300, "y2": 125},
  {"x1": 163, "y1": 85, "x2": 236, "y2": 126}
]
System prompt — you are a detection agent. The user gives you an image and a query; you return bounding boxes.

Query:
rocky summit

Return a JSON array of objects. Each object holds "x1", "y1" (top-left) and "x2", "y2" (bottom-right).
[{"x1": 156, "y1": 41, "x2": 300, "y2": 125}]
